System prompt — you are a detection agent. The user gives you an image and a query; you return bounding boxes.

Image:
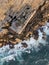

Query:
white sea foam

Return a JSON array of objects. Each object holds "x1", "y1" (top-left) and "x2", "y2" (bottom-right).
[{"x1": 0, "y1": 22, "x2": 49, "y2": 65}]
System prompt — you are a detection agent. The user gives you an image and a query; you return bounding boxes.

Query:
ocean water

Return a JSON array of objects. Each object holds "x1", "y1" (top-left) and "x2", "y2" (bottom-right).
[{"x1": 0, "y1": 22, "x2": 49, "y2": 65}]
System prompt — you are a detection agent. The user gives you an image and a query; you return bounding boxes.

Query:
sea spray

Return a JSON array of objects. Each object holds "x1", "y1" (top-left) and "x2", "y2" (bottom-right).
[{"x1": 0, "y1": 22, "x2": 49, "y2": 65}]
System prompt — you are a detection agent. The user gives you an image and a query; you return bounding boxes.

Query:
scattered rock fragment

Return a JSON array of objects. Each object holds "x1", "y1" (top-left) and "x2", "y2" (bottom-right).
[
  {"x1": 15, "y1": 38, "x2": 22, "y2": 43},
  {"x1": 21, "y1": 42, "x2": 28, "y2": 48},
  {"x1": 47, "y1": 19, "x2": 49, "y2": 22},
  {"x1": 9, "y1": 44, "x2": 14, "y2": 49},
  {"x1": 39, "y1": 27, "x2": 43, "y2": 32},
  {"x1": 33, "y1": 30, "x2": 39, "y2": 40},
  {"x1": 26, "y1": 32, "x2": 32, "y2": 38},
  {"x1": 42, "y1": 36, "x2": 46, "y2": 40},
  {"x1": 0, "y1": 43, "x2": 3, "y2": 47}
]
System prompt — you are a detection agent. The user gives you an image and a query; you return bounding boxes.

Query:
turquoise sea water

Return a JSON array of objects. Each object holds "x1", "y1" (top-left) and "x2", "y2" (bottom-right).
[{"x1": 0, "y1": 22, "x2": 49, "y2": 65}]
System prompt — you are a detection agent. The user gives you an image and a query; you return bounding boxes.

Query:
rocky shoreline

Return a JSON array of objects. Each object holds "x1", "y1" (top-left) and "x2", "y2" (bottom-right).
[{"x1": 0, "y1": 0, "x2": 49, "y2": 48}]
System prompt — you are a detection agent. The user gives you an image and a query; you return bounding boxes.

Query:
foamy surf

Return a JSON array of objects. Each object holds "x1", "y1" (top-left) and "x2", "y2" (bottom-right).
[{"x1": 0, "y1": 22, "x2": 49, "y2": 65}]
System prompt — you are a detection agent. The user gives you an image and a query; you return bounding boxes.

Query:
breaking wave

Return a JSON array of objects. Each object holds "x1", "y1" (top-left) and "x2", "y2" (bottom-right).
[{"x1": 0, "y1": 21, "x2": 49, "y2": 65}]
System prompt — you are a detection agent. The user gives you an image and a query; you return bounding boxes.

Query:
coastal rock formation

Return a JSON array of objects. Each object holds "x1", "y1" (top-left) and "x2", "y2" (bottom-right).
[{"x1": 0, "y1": 0, "x2": 49, "y2": 47}]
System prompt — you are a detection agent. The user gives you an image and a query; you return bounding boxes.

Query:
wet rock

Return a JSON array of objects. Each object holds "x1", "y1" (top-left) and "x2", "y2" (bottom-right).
[
  {"x1": 21, "y1": 42, "x2": 28, "y2": 48},
  {"x1": 9, "y1": 42, "x2": 14, "y2": 49},
  {"x1": 26, "y1": 32, "x2": 32, "y2": 38},
  {"x1": 47, "y1": 19, "x2": 49, "y2": 22},
  {"x1": 0, "y1": 43, "x2": 3, "y2": 47},
  {"x1": 33, "y1": 30, "x2": 39, "y2": 40},
  {"x1": 42, "y1": 36, "x2": 46, "y2": 40},
  {"x1": 33, "y1": 30, "x2": 38, "y2": 36},
  {"x1": 43, "y1": 32, "x2": 46, "y2": 36},
  {"x1": 42, "y1": 32, "x2": 46, "y2": 40},
  {"x1": 39, "y1": 27, "x2": 43, "y2": 32},
  {"x1": 15, "y1": 38, "x2": 22, "y2": 43},
  {"x1": 9, "y1": 44, "x2": 14, "y2": 49}
]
